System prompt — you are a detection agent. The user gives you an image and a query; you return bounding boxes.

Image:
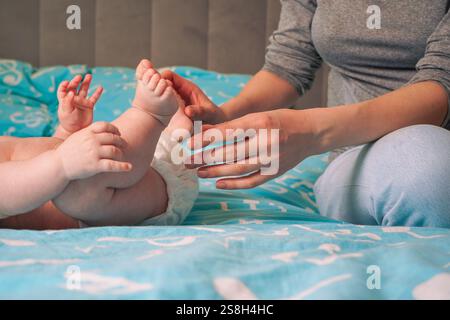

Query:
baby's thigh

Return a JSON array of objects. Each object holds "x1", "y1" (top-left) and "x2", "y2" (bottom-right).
[
  {"x1": 54, "y1": 167, "x2": 167, "y2": 226},
  {"x1": 96, "y1": 167, "x2": 168, "y2": 226}
]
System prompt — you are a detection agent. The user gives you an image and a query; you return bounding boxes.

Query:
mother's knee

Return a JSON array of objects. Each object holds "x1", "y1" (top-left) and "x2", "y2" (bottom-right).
[
  {"x1": 369, "y1": 125, "x2": 450, "y2": 178},
  {"x1": 367, "y1": 125, "x2": 450, "y2": 227},
  {"x1": 373, "y1": 125, "x2": 450, "y2": 156}
]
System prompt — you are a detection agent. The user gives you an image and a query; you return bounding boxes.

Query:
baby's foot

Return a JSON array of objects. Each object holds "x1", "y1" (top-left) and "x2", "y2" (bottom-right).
[
  {"x1": 133, "y1": 61, "x2": 179, "y2": 126},
  {"x1": 166, "y1": 103, "x2": 194, "y2": 142}
]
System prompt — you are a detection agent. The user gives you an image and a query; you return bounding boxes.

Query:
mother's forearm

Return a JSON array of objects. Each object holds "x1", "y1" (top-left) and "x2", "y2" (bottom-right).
[
  {"x1": 221, "y1": 70, "x2": 300, "y2": 120},
  {"x1": 312, "y1": 81, "x2": 449, "y2": 153}
]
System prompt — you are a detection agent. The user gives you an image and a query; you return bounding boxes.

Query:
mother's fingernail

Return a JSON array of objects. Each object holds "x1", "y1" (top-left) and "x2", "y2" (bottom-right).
[
  {"x1": 197, "y1": 170, "x2": 208, "y2": 178},
  {"x1": 216, "y1": 181, "x2": 226, "y2": 189}
]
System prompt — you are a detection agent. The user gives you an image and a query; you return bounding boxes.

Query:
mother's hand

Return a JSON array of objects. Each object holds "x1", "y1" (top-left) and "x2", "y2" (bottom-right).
[
  {"x1": 186, "y1": 109, "x2": 323, "y2": 189},
  {"x1": 161, "y1": 70, "x2": 227, "y2": 124}
]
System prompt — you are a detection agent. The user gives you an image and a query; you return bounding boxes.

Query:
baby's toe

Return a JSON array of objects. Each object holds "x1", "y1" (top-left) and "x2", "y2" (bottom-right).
[
  {"x1": 162, "y1": 86, "x2": 177, "y2": 101},
  {"x1": 142, "y1": 69, "x2": 156, "y2": 84},
  {"x1": 148, "y1": 74, "x2": 161, "y2": 91},
  {"x1": 135, "y1": 59, "x2": 153, "y2": 80},
  {"x1": 154, "y1": 79, "x2": 168, "y2": 96}
]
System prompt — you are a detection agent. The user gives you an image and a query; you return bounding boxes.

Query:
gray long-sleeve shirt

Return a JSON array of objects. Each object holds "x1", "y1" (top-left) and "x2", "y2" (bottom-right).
[{"x1": 264, "y1": 0, "x2": 450, "y2": 134}]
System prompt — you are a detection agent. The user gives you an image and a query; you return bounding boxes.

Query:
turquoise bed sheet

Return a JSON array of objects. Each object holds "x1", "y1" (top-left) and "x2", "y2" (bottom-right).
[{"x1": 0, "y1": 60, "x2": 449, "y2": 299}]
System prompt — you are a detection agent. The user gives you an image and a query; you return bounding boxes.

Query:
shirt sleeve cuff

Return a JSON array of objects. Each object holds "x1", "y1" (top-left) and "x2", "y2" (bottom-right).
[
  {"x1": 407, "y1": 70, "x2": 450, "y2": 129},
  {"x1": 262, "y1": 63, "x2": 306, "y2": 96}
]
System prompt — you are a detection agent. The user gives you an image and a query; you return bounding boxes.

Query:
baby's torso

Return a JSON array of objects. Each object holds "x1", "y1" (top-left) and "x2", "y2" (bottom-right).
[{"x1": 0, "y1": 136, "x2": 62, "y2": 163}]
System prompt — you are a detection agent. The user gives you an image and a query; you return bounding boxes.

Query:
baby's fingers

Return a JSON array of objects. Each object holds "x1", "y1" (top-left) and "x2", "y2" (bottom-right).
[
  {"x1": 96, "y1": 132, "x2": 128, "y2": 148},
  {"x1": 67, "y1": 75, "x2": 83, "y2": 93},
  {"x1": 90, "y1": 122, "x2": 121, "y2": 136},
  {"x1": 61, "y1": 91, "x2": 75, "y2": 113},
  {"x1": 99, "y1": 145, "x2": 124, "y2": 161},
  {"x1": 88, "y1": 86, "x2": 103, "y2": 105},
  {"x1": 78, "y1": 74, "x2": 92, "y2": 98},
  {"x1": 57, "y1": 81, "x2": 69, "y2": 100},
  {"x1": 98, "y1": 159, "x2": 132, "y2": 173}
]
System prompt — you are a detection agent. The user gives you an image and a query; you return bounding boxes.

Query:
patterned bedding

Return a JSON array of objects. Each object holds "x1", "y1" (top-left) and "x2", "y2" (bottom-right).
[{"x1": 0, "y1": 60, "x2": 449, "y2": 299}]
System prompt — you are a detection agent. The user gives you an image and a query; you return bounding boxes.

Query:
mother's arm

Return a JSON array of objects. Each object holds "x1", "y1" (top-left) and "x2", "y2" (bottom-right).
[
  {"x1": 161, "y1": 0, "x2": 320, "y2": 123},
  {"x1": 161, "y1": 69, "x2": 299, "y2": 123},
  {"x1": 177, "y1": 6, "x2": 450, "y2": 189},
  {"x1": 186, "y1": 80, "x2": 448, "y2": 190}
]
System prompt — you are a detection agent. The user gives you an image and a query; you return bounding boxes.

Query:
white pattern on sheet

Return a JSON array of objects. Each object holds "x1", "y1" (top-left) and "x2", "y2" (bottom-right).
[
  {"x1": 413, "y1": 273, "x2": 450, "y2": 300},
  {"x1": 64, "y1": 271, "x2": 153, "y2": 295},
  {"x1": 306, "y1": 253, "x2": 363, "y2": 266},
  {"x1": 271, "y1": 251, "x2": 299, "y2": 263},
  {"x1": 189, "y1": 226, "x2": 225, "y2": 233},
  {"x1": 215, "y1": 236, "x2": 246, "y2": 249},
  {"x1": 136, "y1": 249, "x2": 164, "y2": 261},
  {"x1": 146, "y1": 236, "x2": 197, "y2": 247},
  {"x1": 75, "y1": 245, "x2": 108, "y2": 254},
  {"x1": 0, "y1": 239, "x2": 36, "y2": 247},
  {"x1": 287, "y1": 274, "x2": 352, "y2": 300},
  {"x1": 0, "y1": 259, "x2": 80, "y2": 268},
  {"x1": 214, "y1": 277, "x2": 257, "y2": 300}
]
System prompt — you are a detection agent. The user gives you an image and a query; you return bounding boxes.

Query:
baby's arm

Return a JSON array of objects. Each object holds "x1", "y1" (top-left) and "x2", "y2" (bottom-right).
[
  {"x1": 0, "y1": 122, "x2": 130, "y2": 218},
  {"x1": 0, "y1": 150, "x2": 68, "y2": 216}
]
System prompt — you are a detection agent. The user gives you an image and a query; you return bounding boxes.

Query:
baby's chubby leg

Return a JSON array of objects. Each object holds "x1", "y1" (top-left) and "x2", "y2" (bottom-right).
[{"x1": 53, "y1": 60, "x2": 182, "y2": 226}]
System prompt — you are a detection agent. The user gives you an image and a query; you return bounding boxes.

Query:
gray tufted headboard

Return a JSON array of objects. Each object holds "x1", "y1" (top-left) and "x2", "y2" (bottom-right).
[{"x1": 0, "y1": 0, "x2": 328, "y2": 107}]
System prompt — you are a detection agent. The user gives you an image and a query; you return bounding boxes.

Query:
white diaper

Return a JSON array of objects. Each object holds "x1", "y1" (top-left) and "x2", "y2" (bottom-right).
[{"x1": 140, "y1": 130, "x2": 199, "y2": 226}]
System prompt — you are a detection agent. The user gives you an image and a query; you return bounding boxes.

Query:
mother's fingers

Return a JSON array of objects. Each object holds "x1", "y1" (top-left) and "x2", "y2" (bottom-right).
[
  {"x1": 216, "y1": 171, "x2": 272, "y2": 190},
  {"x1": 185, "y1": 136, "x2": 258, "y2": 169},
  {"x1": 197, "y1": 161, "x2": 261, "y2": 179},
  {"x1": 188, "y1": 114, "x2": 267, "y2": 150},
  {"x1": 160, "y1": 70, "x2": 193, "y2": 100}
]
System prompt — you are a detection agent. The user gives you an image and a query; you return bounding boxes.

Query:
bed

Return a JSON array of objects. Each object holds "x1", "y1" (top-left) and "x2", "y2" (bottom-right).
[{"x1": 0, "y1": 59, "x2": 449, "y2": 299}]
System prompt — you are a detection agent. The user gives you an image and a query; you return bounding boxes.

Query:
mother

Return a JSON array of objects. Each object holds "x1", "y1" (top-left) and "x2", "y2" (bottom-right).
[{"x1": 163, "y1": 0, "x2": 450, "y2": 228}]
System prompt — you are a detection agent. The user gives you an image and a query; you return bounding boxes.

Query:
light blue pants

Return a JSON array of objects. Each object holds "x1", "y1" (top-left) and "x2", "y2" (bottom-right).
[{"x1": 314, "y1": 125, "x2": 450, "y2": 228}]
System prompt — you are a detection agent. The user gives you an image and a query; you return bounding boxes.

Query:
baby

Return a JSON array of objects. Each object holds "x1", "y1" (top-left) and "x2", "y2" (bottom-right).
[{"x1": 0, "y1": 59, "x2": 198, "y2": 230}]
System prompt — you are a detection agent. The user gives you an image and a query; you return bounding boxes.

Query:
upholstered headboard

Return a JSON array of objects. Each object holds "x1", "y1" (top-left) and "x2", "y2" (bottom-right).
[{"x1": 0, "y1": 0, "x2": 328, "y2": 107}]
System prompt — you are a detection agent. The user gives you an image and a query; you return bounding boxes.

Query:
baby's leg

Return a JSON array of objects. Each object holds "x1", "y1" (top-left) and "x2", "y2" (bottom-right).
[
  {"x1": 53, "y1": 60, "x2": 180, "y2": 226},
  {"x1": 0, "y1": 202, "x2": 79, "y2": 230},
  {"x1": 76, "y1": 167, "x2": 168, "y2": 226}
]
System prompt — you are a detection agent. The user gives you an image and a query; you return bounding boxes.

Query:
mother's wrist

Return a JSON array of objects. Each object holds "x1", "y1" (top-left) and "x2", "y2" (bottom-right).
[
  {"x1": 301, "y1": 107, "x2": 336, "y2": 155},
  {"x1": 220, "y1": 95, "x2": 254, "y2": 121}
]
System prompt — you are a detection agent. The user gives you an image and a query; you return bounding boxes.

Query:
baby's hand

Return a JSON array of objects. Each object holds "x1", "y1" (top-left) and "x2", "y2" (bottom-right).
[
  {"x1": 57, "y1": 74, "x2": 103, "y2": 135},
  {"x1": 56, "y1": 122, "x2": 132, "y2": 180}
]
